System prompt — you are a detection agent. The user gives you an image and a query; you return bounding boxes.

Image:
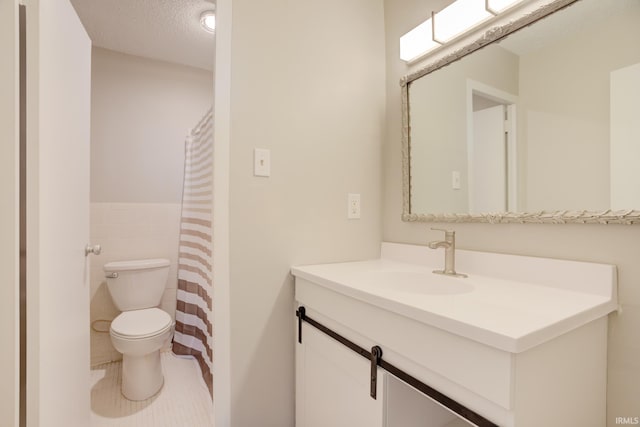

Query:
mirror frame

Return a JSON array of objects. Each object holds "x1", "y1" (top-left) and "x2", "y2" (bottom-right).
[{"x1": 400, "y1": 0, "x2": 640, "y2": 224}]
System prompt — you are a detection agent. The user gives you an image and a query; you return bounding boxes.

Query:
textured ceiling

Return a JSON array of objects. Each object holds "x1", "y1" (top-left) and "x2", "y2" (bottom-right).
[{"x1": 70, "y1": 0, "x2": 215, "y2": 71}]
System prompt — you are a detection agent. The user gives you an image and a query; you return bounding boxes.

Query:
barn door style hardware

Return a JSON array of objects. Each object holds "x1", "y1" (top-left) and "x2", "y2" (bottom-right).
[
  {"x1": 370, "y1": 346, "x2": 382, "y2": 399},
  {"x1": 295, "y1": 306, "x2": 498, "y2": 427}
]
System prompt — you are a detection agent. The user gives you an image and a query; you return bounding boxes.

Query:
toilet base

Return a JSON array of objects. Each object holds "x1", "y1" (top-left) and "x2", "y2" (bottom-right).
[{"x1": 121, "y1": 350, "x2": 164, "y2": 400}]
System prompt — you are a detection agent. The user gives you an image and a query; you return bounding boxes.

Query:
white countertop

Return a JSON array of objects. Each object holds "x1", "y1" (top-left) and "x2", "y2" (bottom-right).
[{"x1": 291, "y1": 243, "x2": 618, "y2": 353}]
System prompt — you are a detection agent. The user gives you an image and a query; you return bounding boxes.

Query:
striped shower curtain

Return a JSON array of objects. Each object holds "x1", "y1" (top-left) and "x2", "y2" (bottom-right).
[{"x1": 173, "y1": 107, "x2": 214, "y2": 397}]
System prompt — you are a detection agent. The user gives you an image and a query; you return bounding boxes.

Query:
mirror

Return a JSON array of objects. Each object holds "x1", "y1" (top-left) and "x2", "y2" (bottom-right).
[{"x1": 402, "y1": 0, "x2": 640, "y2": 223}]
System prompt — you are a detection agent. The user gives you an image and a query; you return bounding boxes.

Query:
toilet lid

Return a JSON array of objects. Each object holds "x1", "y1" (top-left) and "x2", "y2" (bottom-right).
[{"x1": 111, "y1": 308, "x2": 172, "y2": 339}]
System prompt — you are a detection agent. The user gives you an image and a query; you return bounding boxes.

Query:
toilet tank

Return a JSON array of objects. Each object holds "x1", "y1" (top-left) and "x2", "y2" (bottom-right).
[{"x1": 104, "y1": 259, "x2": 170, "y2": 311}]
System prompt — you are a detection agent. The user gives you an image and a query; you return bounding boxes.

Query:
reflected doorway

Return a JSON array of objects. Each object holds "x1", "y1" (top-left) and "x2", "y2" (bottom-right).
[{"x1": 466, "y1": 80, "x2": 518, "y2": 213}]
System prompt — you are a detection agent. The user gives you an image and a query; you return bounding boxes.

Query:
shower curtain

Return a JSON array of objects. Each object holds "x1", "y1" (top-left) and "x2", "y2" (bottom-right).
[{"x1": 173, "y1": 107, "x2": 214, "y2": 397}]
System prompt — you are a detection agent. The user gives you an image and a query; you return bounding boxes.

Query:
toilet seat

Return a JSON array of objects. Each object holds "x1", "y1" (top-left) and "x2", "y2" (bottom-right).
[{"x1": 111, "y1": 308, "x2": 172, "y2": 340}]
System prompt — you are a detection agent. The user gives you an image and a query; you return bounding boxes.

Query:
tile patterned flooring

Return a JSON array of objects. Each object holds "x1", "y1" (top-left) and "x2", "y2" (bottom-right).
[{"x1": 90, "y1": 352, "x2": 213, "y2": 427}]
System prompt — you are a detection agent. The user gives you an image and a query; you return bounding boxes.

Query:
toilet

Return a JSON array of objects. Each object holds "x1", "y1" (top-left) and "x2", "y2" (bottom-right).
[{"x1": 104, "y1": 258, "x2": 174, "y2": 401}]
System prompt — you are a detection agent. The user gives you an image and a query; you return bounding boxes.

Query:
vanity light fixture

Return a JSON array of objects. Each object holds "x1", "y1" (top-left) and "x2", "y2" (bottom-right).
[
  {"x1": 200, "y1": 10, "x2": 216, "y2": 33},
  {"x1": 399, "y1": 0, "x2": 524, "y2": 63},
  {"x1": 433, "y1": 0, "x2": 492, "y2": 43},
  {"x1": 399, "y1": 17, "x2": 440, "y2": 62}
]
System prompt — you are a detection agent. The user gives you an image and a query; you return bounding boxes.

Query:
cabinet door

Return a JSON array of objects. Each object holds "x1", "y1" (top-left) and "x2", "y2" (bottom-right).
[{"x1": 296, "y1": 322, "x2": 384, "y2": 427}]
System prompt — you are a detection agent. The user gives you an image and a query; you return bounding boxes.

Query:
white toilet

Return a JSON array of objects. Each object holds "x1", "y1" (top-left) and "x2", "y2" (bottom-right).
[{"x1": 104, "y1": 258, "x2": 174, "y2": 401}]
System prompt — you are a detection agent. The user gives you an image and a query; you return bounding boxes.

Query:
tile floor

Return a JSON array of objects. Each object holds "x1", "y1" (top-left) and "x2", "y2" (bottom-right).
[{"x1": 90, "y1": 352, "x2": 213, "y2": 427}]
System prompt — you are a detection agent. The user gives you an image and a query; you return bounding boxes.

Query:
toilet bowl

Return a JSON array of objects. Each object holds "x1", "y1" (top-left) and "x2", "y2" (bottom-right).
[
  {"x1": 104, "y1": 258, "x2": 173, "y2": 401},
  {"x1": 110, "y1": 308, "x2": 174, "y2": 400}
]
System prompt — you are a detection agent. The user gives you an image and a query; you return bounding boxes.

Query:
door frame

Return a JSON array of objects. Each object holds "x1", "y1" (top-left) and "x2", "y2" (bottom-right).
[
  {"x1": 0, "y1": 1, "x2": 20, "y2": 426},
  {"x1": 466, "y1": 79, "x2": 518, "y2": 213}
]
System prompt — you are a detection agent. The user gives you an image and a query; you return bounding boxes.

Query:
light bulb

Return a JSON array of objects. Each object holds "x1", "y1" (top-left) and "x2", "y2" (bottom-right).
[
  {"x1": 200, "y1": 11, "x2": 216, "y2": 33},
  {"x1": 400, "y1": 18, "x2": 439, "y2": 62}
]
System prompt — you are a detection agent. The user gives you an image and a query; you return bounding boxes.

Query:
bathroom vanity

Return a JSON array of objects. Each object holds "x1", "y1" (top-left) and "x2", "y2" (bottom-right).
[{"x1": 292, "y1": 243, "x2": 617, "y2": 427}]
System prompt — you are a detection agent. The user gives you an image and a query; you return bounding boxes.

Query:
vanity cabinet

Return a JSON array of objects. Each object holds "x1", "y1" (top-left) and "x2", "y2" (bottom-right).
[
  {"x1": 295, "y1": 282, "x2": 608, "y2": 427},
  {"x1": 292, "y1": 243, "x2": 617, "y2": 427}
]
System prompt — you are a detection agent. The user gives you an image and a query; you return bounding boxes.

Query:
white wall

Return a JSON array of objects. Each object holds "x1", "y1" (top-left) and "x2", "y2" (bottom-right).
[
  {"x1": 383, "y1": 1, "x2": 640, "y2": 426},
  {"x1": 518, "y1": 7, "x2": 640, "y2": 211},
  {"x1": 90, "y1": 47, "x2": 213, "y2": 204},
  {"x1": 0, "y1": 1, "x2": 19, "y2": 425},
  {"x1": 214, "y1": 0, "x2": 386, "y2": 424},
  {"x1": 89, "y1": 49, "x2": 212, "y2": 365}
]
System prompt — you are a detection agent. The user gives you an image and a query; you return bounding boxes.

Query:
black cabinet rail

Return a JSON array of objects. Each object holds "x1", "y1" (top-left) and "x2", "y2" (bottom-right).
[{"x1": 296, "y1": 306, "x2": 499, "y2": 427}]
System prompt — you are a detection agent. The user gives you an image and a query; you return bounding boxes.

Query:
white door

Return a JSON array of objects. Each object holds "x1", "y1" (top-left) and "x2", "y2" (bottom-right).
[
  {"x1": 25, "y1": 1, "x2": 92, "y2": 426},
  {"x1": 470, "y1": 105, "x2": 507, "y2": 213}
]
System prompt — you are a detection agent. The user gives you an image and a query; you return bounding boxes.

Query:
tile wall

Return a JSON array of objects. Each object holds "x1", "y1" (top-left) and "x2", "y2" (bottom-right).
[{"x1": 90, "y1": 202, "x2": 181, "y2": 366}]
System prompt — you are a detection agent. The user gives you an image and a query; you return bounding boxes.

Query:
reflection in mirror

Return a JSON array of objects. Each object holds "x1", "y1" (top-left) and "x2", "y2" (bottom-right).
[{"x1": 404, "y1": 0, "x2": 640, "y2": 223}]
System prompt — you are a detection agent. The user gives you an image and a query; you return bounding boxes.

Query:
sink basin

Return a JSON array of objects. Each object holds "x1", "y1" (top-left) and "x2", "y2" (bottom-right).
[{"x1": 359, "y1": 270, "x2": 474, "y2": 295}]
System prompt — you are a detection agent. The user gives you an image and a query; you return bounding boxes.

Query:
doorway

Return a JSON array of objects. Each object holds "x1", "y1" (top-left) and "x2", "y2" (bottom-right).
[
  {"x1": 466, "y1": 80, "x2": 518, "y2": 213},
  {"x1": 13, "y1": 1, "x2": 216, "y2": 426}
]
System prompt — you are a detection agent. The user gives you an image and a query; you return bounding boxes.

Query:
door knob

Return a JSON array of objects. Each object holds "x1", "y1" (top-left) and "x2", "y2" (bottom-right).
[{"x1": 85, "y1": 244, "x2": 102, "y2": 256}]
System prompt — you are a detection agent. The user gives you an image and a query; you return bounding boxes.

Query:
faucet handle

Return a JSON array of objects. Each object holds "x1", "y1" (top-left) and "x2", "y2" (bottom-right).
[
  {"x1": 431, "y1": 228, "x2": 456, "y2": 241},
  {"x1": 431, "y1": 227, "x2": 455, "y2": 234}
]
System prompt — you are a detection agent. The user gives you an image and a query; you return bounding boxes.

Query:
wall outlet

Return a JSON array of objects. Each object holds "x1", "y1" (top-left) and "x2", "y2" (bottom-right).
[{"x1": 348, "y1": 193, "x2": 361, "y2": 219}]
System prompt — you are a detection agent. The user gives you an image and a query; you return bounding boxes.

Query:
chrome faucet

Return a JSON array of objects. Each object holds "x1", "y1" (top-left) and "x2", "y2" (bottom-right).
[{"x1": 428, "y1": 228, "x2": 467, "y2": 278}]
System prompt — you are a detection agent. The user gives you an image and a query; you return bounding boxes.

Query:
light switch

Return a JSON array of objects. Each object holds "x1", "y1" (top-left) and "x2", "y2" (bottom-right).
[
  {"x1": 348, "y1": 193, "x2": 361, "y2": 219},
  {"x1": 254, "y1": 148, "x2": 270, "y2": 177},
  {"x1": 452, "y1": 171, "x2": 461, "y2": 190}
]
